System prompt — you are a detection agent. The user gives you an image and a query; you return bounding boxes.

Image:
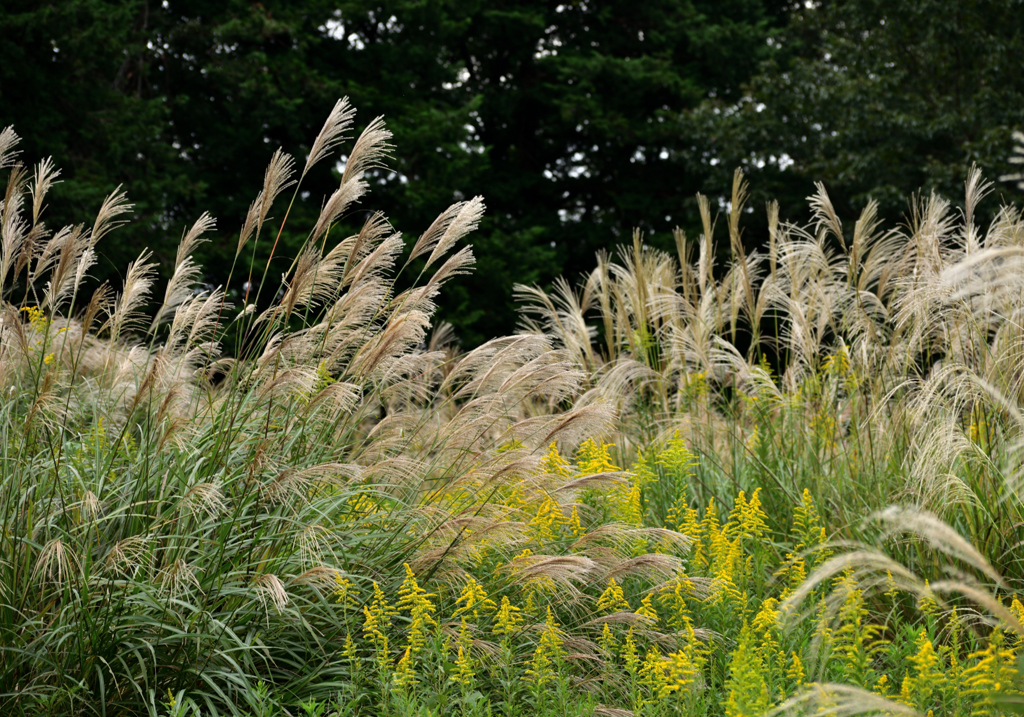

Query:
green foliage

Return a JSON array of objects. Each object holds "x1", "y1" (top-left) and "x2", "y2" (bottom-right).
[
  {"x1": 0, "y1": 0, "x2": 788, "y2": 343},
  {"x1": 6, "y1": 92, "x2": 1024, "y2": 716},
  {"x1": 711, "y1": 0, "x2": 1024, "y2": 226}
]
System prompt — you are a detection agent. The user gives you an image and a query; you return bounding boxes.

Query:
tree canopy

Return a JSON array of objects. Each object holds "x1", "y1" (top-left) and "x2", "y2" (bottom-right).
[
  {"x1": 710, "y1": 0, "x2": 1024, "y2": 224},
  {"x1": 2, "y1": 0, "x2": 1021, "y2": 343}
]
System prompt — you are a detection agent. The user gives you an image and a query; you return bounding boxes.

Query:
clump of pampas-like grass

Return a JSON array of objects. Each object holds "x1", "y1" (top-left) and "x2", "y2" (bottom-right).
[{"x1": 0, "y1": 104, "x2": 616, "y2": 715}]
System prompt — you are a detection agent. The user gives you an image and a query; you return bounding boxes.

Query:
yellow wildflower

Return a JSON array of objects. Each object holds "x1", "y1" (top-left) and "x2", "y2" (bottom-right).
[
  {"x1": 576, "y1": 438, "x2": 620, "y2": 475},
  {"x1": 396, "y1": 563, "x2": 437, "y2": 655},
  {"x1": 334, "y1": 574, "x2": 356, "y2": 607},
  {"x1": 664, "y1": 646, "x2": 699, "y2": 696},
  {"x1": 450, "y1": 618, "x2": 475, "y2": 687},
  {"x1": 656, "y1": 433, "x2": 698, "y2": 479},
  {"x1": 1009, "y1": 598, "x2": 1024, "y2": 650},
  {"x1": 394, "y1": 647, "x2": 417, "y2": 689},
  {"x1": 823, "y1": 345, "x2": 851, "y2": 380},
  {"x1": 541, "y1": 442, "x2": 574, "y2": 478},
  {"x1": 724, "y1": 622, "x2": 771, "y2": 717},
  {"x1": 640, "y1": 645, "x2": 670, "y2": 701},
  {"x1": 524, "y1": 607, "x2": 563, "y2": 687},
  {"x1": 787, "y1": 652, "x2": 805, "y2": 688},
  {"x1": 343, "y1": 631, "x2": 358, "y2": 665},
  {"x1": 916, "y1": 580, "x2": 939, "y2": 618},
  {"x1": 530, "y1": 496, "x2": 565, "y2": 542},
  {"x1": 898, "y1": 629, "x2": 943, "y2": 710},
  {"x1": 635, "y1": 594, "x2": 659, "y2": 626},
  {"x1": 566, "y1": 505, "x2": 584, "y2": 537},
  {"x1": 658, "y1": 576, "x2": 694, "y2": 632},
  {"x1": 493, "y1": 596, "x2": 522, "y2": 638},
  {"x1": 389, "y1": 564, "x2": 437, "y2": 690},
  {"x1": 963, "y1": 630, "x2": 1019, "y2": 715},
  {"x1": 598, "y1": 623, "x2": 618, "y2": 653},
  {"x1": 362, "y1": 582, "x2": 396, "y2": 673},
  {"x1": 454, "y1": 577, "x2": 496, "y2": 620},
  {"x1": 622, "y1": 627, "x2": 640, "y2": 674},
  {"x1": 597, "y1": 577, "x2": 630, "y2": 613},
  {"x1": 833, "y1": 575, "x2": 888, "y2": 688}
]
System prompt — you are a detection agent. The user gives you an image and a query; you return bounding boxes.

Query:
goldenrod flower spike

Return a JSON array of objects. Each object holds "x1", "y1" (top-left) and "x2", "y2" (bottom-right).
[{"x1": 597, "y1": 577, "x2": 630, "y2": 614}]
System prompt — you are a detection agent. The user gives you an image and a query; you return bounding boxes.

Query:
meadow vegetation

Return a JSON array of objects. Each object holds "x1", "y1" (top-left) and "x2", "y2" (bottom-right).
[{"x1": 2, "y1": 104, "x2": 1024, "y2": 716}]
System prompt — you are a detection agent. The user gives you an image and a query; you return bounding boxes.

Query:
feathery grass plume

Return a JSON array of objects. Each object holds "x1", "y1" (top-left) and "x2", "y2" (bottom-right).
[
  {"x1": 601, "y1": 554, "x2": 684, "y2": 584},
  {"x1": 89, "y1": 185, "x2": 133, "y2": 246},
  {"x1": 28, "y1": 156, "x2": 60, "y2": 226},
  {"x1": 152, "y1": 212, "x2": 216, "y2": 329},
  {"x1": 516, "y1": 277, "x2": 598, "y2": 369},
  {"x1": 809, "y1": 181, "x2": 845, "y2": 251},
  {"x1": 697, "y1": 192, "x2": 716, "y2": 298},
  {"x1": 507, "y1": 554, "x2": 597, "y2": 597},
  {"x1": 158, "y1": 558, "x2": 200, "y2": 598},
  {"x1": 31, "y1": 539, "x2": 80, "y2": 586},
  {"x1": 253, "y1": 573, "x2": 290, "y2": 614},
  {"x1": 41, "y1": 227, "x2": 95, "y2": 313},
  {"x1": 424, "y1": 244, "x2": 476, "y2": 290},
  {"x1": 768, "y1": 683, "x2": 921, "y2": 717},
  {"x1": 103, "y1": 536, "x2": 150, "y2": 577},
  {"x1": 237, "y1": 193, "x2": 262, "y2": 256},
  {"x1": 179, "y1": 481, "x2": 227, "y2": 519},
  {"x1": 408, "y1": 196, "x2": 483, "y2": 265},
  {"x1": 728, "y1": 169, "x2": 757, "y2": 336},
  {"x1": 779, "y1": 551, "x2": 925, "y2": 632},
  {"x1": 310, "y1": 174, "x2": 370, "y2": 245},
  {"x1": 108, "y1": 250, "x2": 157, "y2": 342},
  {"x1": 960, "y1": 163, "x2": 994, "y2": 255},
  {"x1": 303, "y1": 96, "x2": 356, "y2": 177},
  {"x1": 872, "y1": 507, "x2": 1004, "y2": 586},
  {"x1": 0, "y1": 181, "x2": 27, "y2": 287},
  {"x1": 30, "y1": 223, "x2": 73, "y2": 286},
  {"x1": 0, "y1": 125, "x2": 20, "y2": 169},
  {"x1": 258, "y1": 149, "x2": 296, "y2": 234},
  {"x1": 340, "y1": 115, "x2": 393, "y2": 186},
  {"x1": 423, "y1": 196, "x2": 485, "y2": 268}
]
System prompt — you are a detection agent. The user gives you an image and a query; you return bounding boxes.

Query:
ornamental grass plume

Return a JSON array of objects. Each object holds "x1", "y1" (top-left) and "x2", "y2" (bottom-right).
[
  {"x1": 7, "y1": 93, "x2": 1024, "y2": 715},
  {"x1": 0, "y1": 99, "x2": 647, "y2": 713}
]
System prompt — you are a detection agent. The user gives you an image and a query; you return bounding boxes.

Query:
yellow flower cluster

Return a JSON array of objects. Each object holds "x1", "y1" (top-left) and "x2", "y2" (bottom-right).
[
  {"x1": 333, "y1": 435, "x2": 1024, "y2": 717},
  {"x1": 524, "y1": 607, "x2": 564, "y2": 688}
]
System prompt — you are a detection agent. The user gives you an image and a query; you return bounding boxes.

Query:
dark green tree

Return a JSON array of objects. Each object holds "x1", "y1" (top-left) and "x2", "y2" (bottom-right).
[
  {"x1": 704, "y1": 0, "x2": 1024, "y2": 226},
  {"x1": 1, "y1": 0, "x2": 789, "y2": 343}
]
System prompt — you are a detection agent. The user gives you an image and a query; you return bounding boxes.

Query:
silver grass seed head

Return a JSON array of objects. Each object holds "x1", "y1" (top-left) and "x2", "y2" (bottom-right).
[
  {"x1": 767, "y1": 684, "x2": 919, "y2": 717},
  {"x1": 303, "y1": 97, "x2": 356, "y2": 177},
  {"x1": 341, "y1": 115, "x2": 393, "y2": 186},
  {"x1": 259, "y1": 149, "x2": 296, "y2": 232},
  {"x1": 30, "y1": 156, "x2": 61, "y2": 225},
  {"x1": 0, "y1": 126, "x2": 21, "y2": 169},
  {"x1": 32, "y1": 538, "x2": 80, "y2": 586},
  {"x1": 104, "y1": 536, "x2": 149, "y2": 576},
  {"x1": 237, "y1": 193, "x2": 262, "y2": 256},
  {"x1": 180, "y1": 481, "x2": 227, "y2": 519},
  {"x1": 424, "y1": 196, "x2": 486, "y2": 268},
  {"x1": 253, "y1": 573, "x2": 289, "y2": 613},
  {"x1": 90, "y1": 186, "x2": 133, "y2": 246},
  {"x1": 159, "y1": 558, "x2": 201, "y2": 597}
]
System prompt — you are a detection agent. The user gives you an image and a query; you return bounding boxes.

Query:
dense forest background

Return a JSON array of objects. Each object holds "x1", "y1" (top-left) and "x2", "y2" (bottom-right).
[{"x1": 2, "y1": 0, "x2": 1022, "y2": 344}]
